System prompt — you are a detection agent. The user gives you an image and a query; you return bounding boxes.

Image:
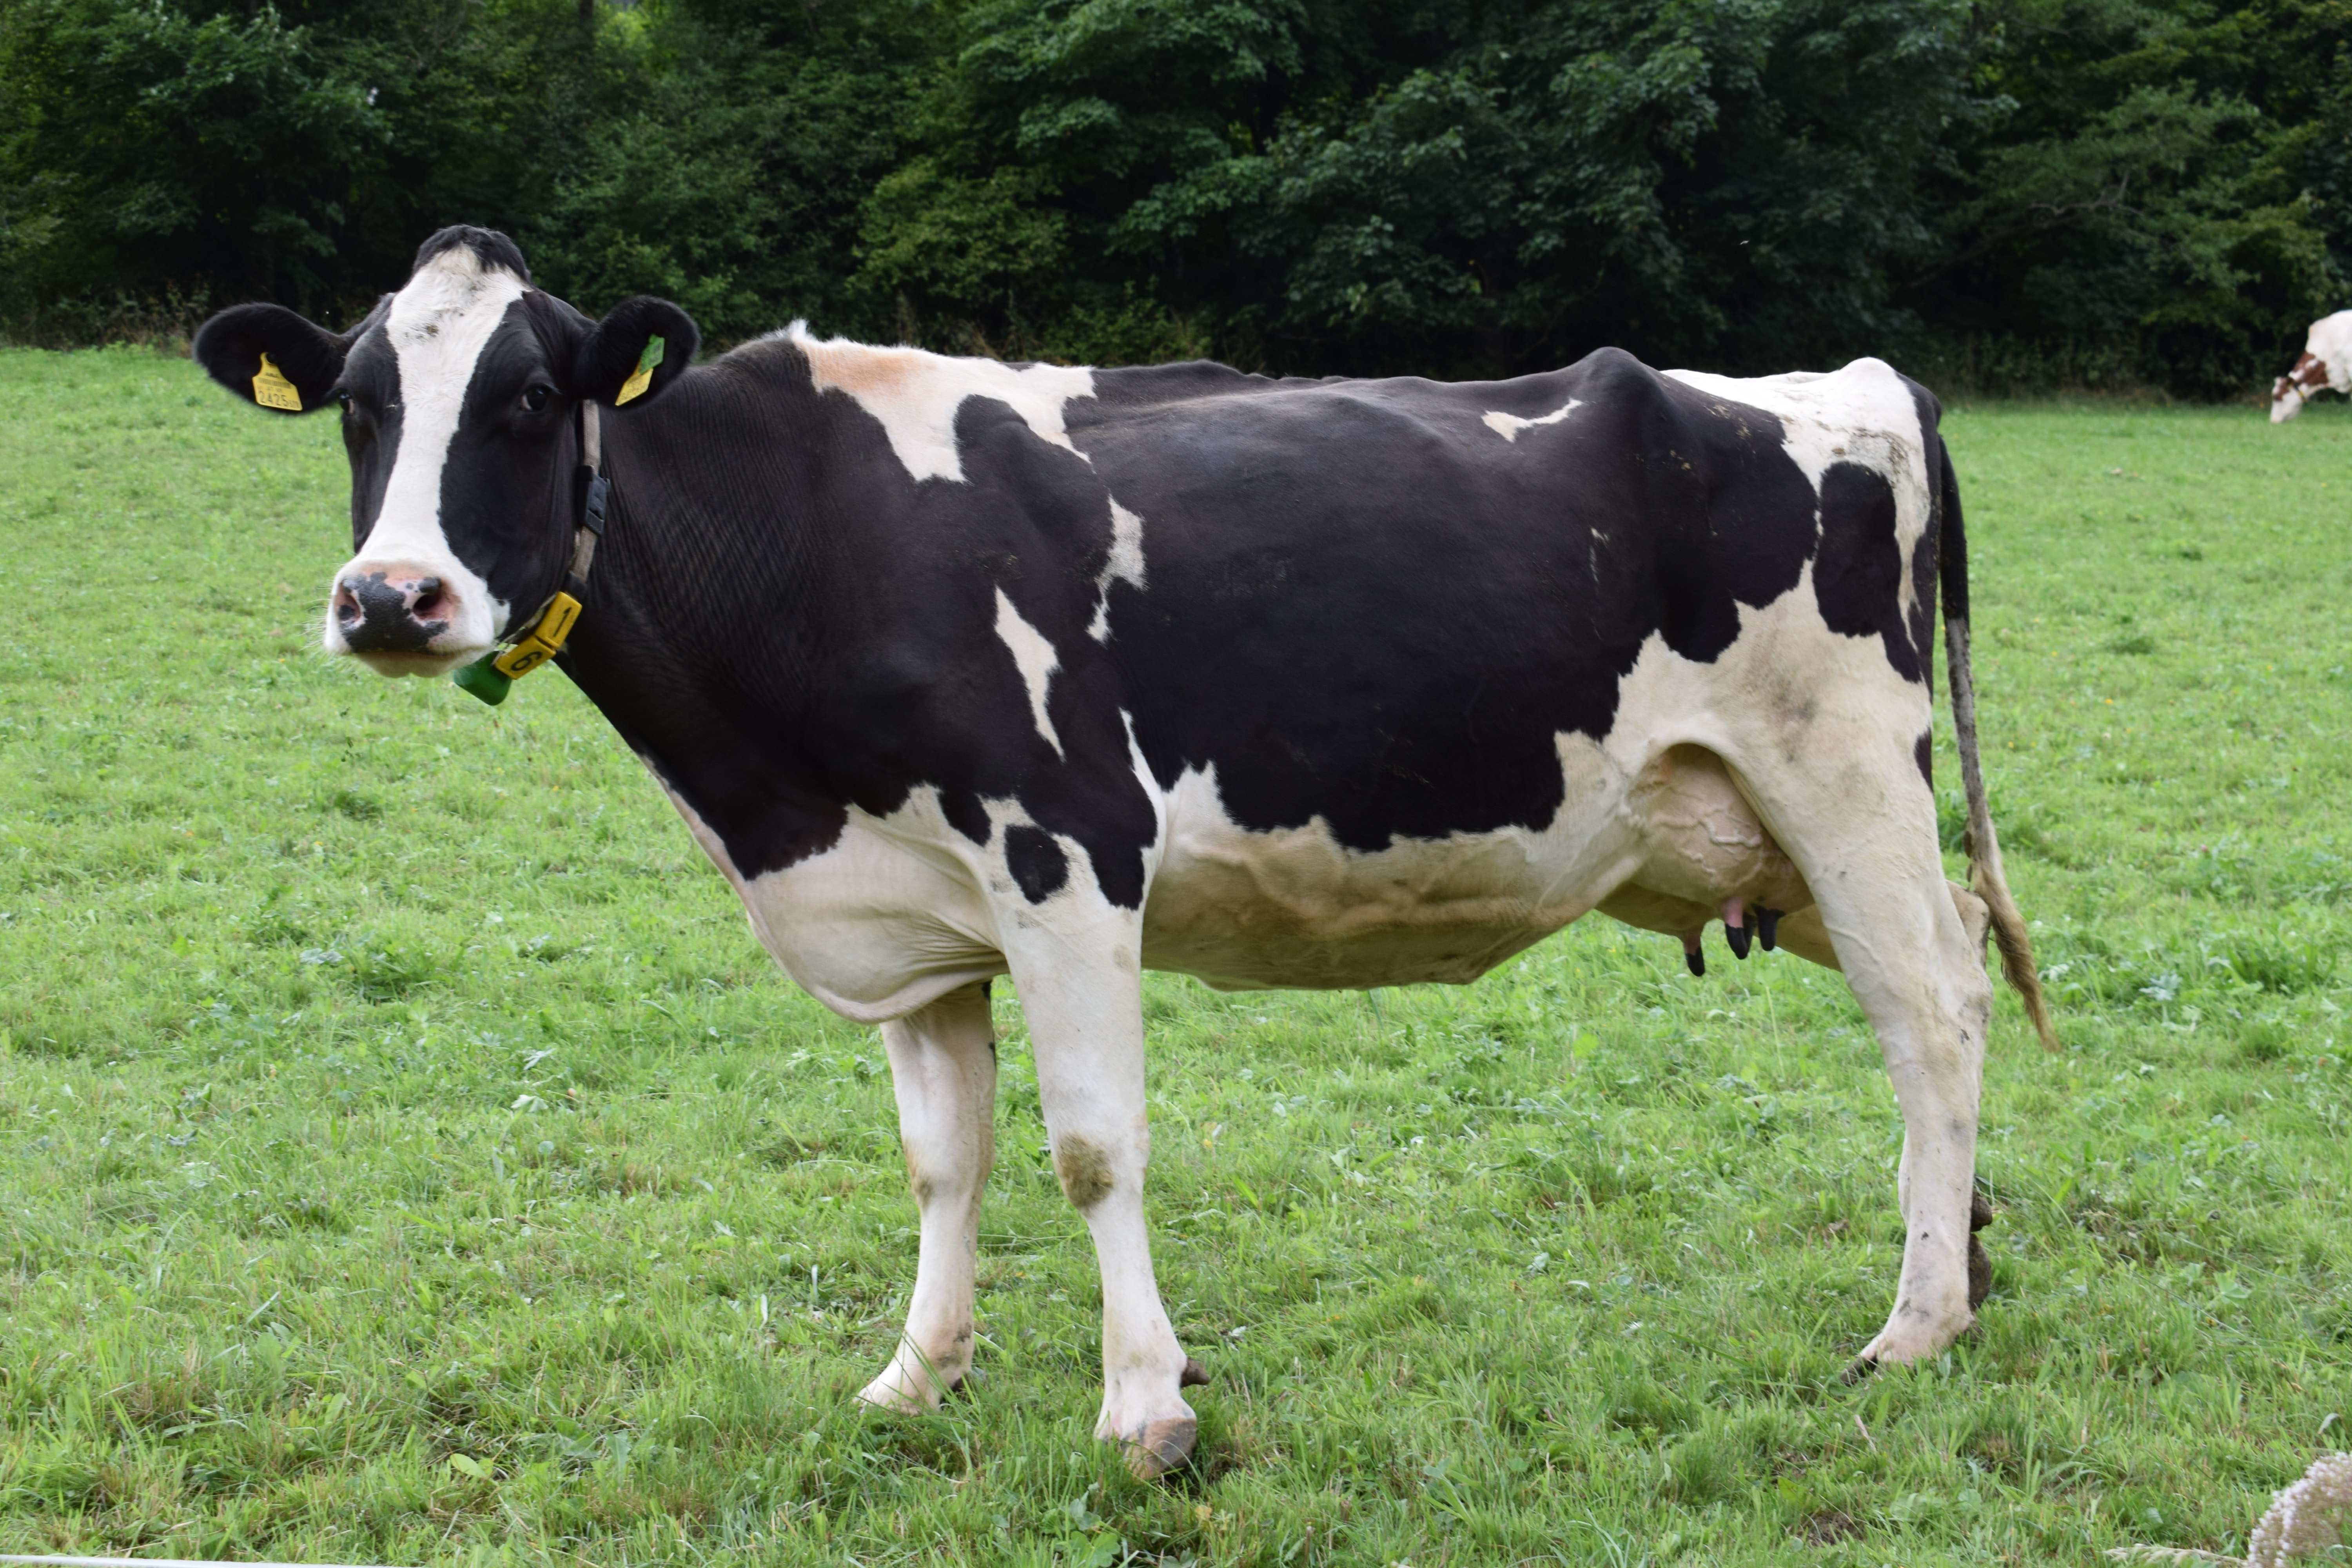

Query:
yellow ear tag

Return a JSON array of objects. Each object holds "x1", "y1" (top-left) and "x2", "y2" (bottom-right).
[
  {"x1": 614, "y1": 334, "x2": 665, "y2": 406},
  {"x1": 252, "y1": 352, "x2": 302, "y2": 412}
]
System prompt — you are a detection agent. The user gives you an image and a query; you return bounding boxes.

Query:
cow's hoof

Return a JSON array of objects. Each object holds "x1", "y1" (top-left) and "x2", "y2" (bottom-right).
[
  {"x1": 856, "y1": 1358, "x2": 955, "y2": 1414},
  {"x1": 856, "y1": 1376, "x2": 931, "y2": 1414},
  {"x1": 1843, "y1": 1308, "x2": 1973, "y2": 1383},
  {"x1": 1121, "y1": 1412, "x2": 1199, "y2": 1479},
  {"x1": 1179, "y1": 1357, "x2": 1210, "y2": 1387}
]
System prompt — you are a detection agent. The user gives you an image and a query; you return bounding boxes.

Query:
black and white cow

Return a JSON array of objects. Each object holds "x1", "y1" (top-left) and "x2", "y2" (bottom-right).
[{"x1": 195, "y1": 226, "x2": 2055, "y2": 1478}]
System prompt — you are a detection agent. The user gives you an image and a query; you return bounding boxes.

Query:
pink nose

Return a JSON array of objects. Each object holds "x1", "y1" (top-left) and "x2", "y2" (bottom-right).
[{"x1": 332, "y1": 567, "x2": 455, "y2": 652}]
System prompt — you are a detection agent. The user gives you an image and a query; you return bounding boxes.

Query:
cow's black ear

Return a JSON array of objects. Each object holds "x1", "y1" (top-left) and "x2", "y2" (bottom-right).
[
  {"x1": 578, "y1": 297, "x2": 699, "y2": 409},
  {"x1": 192, "y1": 303, "x2": 349, "y2": 415}
]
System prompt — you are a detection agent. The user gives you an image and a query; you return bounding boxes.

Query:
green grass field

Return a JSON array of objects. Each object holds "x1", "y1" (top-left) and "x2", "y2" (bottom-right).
[{"x1": 1, "y1": 346, "x2": 2347, "y2": 1567}]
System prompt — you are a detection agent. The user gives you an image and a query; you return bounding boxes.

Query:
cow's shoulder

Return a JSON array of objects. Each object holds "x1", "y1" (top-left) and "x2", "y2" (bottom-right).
[{"x1": 748, "y1": 323, "x2": 1096, "y2": 484}]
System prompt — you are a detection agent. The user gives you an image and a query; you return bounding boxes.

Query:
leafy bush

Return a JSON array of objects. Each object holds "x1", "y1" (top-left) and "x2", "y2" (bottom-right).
[{"x1": 2, "y1": 0, "x2": 2346, "y2": 391}]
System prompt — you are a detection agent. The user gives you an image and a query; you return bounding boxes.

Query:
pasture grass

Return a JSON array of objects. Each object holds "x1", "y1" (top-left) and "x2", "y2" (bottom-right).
[{"x1": 0, "y1": 345, "x2": 2348, "y2": 1567}]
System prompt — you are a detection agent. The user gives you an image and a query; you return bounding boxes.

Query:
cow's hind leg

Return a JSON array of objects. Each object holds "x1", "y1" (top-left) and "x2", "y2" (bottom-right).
[
  {"x1": 859, "y1": 980, "x2": 998, "y2": 1411},
  {"x1": 1731, "y1": 733, "x2": 1993, "y2": 1372}
]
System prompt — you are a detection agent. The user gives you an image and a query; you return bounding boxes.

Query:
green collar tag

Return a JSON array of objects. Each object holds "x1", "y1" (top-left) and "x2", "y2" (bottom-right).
[{"x1": 452, "y1": 655, "x2": 513, "y2": 706}]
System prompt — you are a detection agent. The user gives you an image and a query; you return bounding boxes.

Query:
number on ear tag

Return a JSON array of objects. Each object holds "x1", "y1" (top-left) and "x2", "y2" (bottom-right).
[
  {"x1": 252, "y1": 353, "x2": 302, "y2": 412},
  {"x1": 614, "y1": 335, "x2": 666, "y2": 406}
]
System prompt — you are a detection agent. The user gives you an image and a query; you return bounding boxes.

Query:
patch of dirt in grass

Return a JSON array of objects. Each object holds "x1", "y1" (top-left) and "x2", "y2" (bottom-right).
[{"x1": 1801, "y1": 1508, "x2": 1864, "y2": 1544}]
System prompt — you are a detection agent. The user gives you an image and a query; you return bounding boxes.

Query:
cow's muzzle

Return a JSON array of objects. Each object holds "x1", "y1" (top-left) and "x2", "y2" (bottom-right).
[{"x1": 332, "y1": 568, "x2": 454, "y2": 653}]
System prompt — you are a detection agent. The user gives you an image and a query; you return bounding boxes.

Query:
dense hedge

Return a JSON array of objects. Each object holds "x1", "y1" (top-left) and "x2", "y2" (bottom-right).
[{"x1": 4, "y1": 0, "x2": 2348, "y2": 394}]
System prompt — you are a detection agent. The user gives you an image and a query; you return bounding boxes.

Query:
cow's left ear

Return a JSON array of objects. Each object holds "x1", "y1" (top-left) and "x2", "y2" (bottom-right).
[{"x1": 578, "y1": 297, "x2": 699, "y2": 408}]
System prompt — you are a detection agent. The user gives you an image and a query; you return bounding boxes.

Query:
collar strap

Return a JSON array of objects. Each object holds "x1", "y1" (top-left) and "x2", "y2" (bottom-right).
[{"x1": 451, "y1": 399, "x2": 608, "y2": 705}]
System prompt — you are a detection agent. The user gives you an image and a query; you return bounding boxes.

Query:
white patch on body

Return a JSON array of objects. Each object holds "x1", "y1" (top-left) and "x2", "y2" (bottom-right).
[
  {"x1": 1139, "y1": 747, "x2": 1635, "y2": 991},
  {"x1": 994, "y1": 589, "x2": 1065, "y2": 755},
  {"x1": 726, "y1": 787, "x2": 1007, "y2": 1024},
  {"x1": 327, "y1": 246, "x2": 525, "y2": 661},
  {"x1": 786, "y1": 323, "x2": 1096, "y2": 483},
  {"x1": 1481, "y1": 398, "x2": 1582, "y2": 441},
  {"x1": 1087, "y1": 499, "x2": 1148, "y2": 642},
  {"x1": 1667, "y1": 358, "x2": 1933, "y2": 648}
]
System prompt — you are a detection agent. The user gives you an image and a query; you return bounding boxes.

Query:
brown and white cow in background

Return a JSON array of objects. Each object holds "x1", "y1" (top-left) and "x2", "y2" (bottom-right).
[{"x1": 2272, "y1": 310, "x2": 2352, "y2": 422}]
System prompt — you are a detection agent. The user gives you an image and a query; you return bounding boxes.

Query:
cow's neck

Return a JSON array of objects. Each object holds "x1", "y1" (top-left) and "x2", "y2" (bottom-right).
[{"x1": 553, "y1": 354, "x2": 856, "y2": 878}]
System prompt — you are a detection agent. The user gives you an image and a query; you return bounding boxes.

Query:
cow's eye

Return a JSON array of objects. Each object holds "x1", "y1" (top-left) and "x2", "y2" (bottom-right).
[
  {"x1": 521, "y1": 384, "x2": 555, "y2": 413},
  {"x1": 334, "y1": 389, "x2": 353, "y2": 413}
]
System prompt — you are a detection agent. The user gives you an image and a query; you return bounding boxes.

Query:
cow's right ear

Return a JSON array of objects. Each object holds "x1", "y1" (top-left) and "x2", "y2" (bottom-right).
[
  {"x1": 577, "y1": 297, "x2": 699, "y2": 409},
  {"x1": 192, "y1": 303, "x2": 349, "y2": 415}
]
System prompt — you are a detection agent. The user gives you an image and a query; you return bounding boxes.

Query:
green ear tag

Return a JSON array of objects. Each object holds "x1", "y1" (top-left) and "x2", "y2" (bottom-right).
[
  {"x1": 615, "y1": 334, "x2": 666, "y2": 405},
  {"x1": 452, "y1": 655, "x2": 513, "y2": 706}
]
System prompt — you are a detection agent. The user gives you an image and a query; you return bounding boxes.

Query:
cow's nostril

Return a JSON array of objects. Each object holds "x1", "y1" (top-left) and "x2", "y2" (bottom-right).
[{"x1": 410, "y1": 579, "x2": 448, "y2": 622}]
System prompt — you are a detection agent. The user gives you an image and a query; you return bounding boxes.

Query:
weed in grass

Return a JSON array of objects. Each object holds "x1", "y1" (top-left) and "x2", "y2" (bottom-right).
[{"x1": 0, "y1": 352, "x2": 2349, "y2": 1563}]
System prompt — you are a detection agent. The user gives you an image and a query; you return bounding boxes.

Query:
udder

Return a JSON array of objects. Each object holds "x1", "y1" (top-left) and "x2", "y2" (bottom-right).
[
  {"x1": 1598, "y1": 744, "x2": 1996, "y2": 976},
  {"x1": 1596, "y1": 744, "x2": 1831, "y2": 973}
]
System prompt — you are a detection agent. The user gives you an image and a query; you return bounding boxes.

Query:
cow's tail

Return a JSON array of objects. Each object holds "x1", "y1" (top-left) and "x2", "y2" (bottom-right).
[{"x1": 1938, "y1": 445, "x2": 2060, "y2": 1052}]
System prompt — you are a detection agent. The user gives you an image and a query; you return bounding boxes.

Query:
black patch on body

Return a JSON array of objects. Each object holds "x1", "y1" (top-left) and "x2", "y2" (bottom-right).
[
  {"x1": 1814, "y1": 463, "x2": 1916, "y2": 680},
  {"x1": 1004, "y1": 826, "x2": 1070, "y2": 902},
  {"x1": 1915, "y1": 730, "x2": 1935, "y2": 787}
]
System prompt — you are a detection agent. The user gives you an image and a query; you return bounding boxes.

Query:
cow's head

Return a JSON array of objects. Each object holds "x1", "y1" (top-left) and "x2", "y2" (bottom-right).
[
  {"x1": 193, "y1": 226, "x2": 698, "y2": 674},
  {"x1": 2272, "y1": 351, "x2": 2330, "y2": 424}
]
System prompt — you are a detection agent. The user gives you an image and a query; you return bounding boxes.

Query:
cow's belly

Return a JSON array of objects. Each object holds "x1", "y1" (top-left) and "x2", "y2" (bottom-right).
[{"x1": 1138, "y1": 746, "x2": 1640, "y2": 990}]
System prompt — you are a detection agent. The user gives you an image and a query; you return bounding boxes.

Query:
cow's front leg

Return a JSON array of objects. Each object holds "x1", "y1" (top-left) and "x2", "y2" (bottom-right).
[
  {"x1": 1015, "y1": 955, "x2": 1199, "y2": 1478},
  {"x1": 858, "y1": 980, "x2": 997, "y2": 1411}
]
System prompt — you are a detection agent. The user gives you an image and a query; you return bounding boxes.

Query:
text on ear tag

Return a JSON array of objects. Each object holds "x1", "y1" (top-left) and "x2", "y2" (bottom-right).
[
  {"x1": 614, "y1": 334, "x2": 666, "y2": 406},
  {"x1": 252, "y1": 353, "x2": 302, "y2": 412}
]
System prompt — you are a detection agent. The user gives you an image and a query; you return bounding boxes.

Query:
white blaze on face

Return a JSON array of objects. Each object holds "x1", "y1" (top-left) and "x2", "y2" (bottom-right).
[{"x1": 325, "y1": 245, "x2": 527, "y2": 658}]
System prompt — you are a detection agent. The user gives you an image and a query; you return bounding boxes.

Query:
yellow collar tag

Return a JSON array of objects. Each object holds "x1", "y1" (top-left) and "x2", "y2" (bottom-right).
[
  {"x1": 614, "y1": 334, "x2": 665, "y2": 406},
  {"x1": 491, "y1": 590, "x2": 583, "y2": 680},
  {"x1": 252, "y1": 352, "x2": 303, "y2": 411}
]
